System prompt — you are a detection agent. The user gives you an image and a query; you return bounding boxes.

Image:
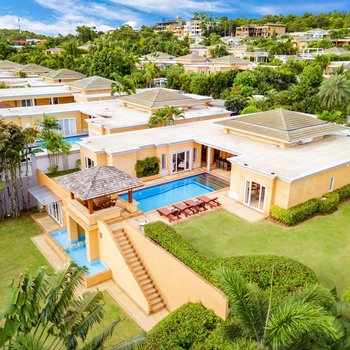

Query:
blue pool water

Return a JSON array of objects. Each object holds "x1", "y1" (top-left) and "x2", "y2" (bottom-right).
[
  {"x1": 50, "y1": 229, "x2": 108, "y2": 276},
  {"x1": 120, "y1": 173, "x2": 229, "y2": 212},
  {"x1": 36, "y1": 134, "x2": 88, "y2": 148}
]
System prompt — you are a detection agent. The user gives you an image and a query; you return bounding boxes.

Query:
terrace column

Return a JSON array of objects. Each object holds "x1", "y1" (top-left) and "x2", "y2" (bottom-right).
[
  {"x1": 67, "y1": 216, "x2": 78, "y2": 242},
  {"x1": 87, "y1": 199, "x2": 93, "y2": 214},
  {"x1": 128, "y1": 189, "x2": 133, "y2": 203},
  {"x1": 207, "y1": 147, "x2": 211, "y2": 172},
  {"x1": 85, "y1": 229, "x2": 99, "y2": 262}
]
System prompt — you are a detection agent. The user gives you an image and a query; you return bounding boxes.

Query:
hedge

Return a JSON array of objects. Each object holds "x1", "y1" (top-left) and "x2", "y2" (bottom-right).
[
  {"x1": 144, "y1": 303, "x2": 221, "y2": 350},
  {"x1": 144, "y1": 221, "x2": 318, "y2": 297},
  {"x1": 270, "y1": 189, "x2": 345, "y2": 225},
  {"x1": 135, "y1": 157, "x2": 160, "y2": 178}
]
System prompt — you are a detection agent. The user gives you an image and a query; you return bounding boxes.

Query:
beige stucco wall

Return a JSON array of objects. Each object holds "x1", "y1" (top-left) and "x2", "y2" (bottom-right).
[
  {"x1": 97, "y1": 220, "x2": 150, "y2": 314},
  {"x1": 124, "y1": 221, "x2": 228, "y2": 319}
]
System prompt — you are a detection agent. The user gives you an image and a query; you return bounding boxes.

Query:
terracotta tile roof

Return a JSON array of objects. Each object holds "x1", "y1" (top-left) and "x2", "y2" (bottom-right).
[{"x1": 59, "y1": 166, "x2": 144, "y2": 200}]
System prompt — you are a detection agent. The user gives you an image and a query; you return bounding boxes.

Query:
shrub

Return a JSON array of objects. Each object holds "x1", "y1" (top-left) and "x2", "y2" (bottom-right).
[
  {"x1": 318, "y1": 192, "x2": 339, "y2": 214},
  {"x1": 270, "y1": 199, "x2": 319, "y2": 226},
  {"x1": 135, "y1": 157, "x2": 159, "y2": 178},
  {"x1": 240, "y1": 106, "x2": 261, "y2": 115},
  {"x1": 335, "y1": 184, "x2": 350, "y2": 202},
  {"x1": 47, "y1": 164, "x2": 58, "y2": 174},
  {"x1": 145, "y1": 303, "x2": 221, "y2": 350},
  {"x1": 145, "y1": 221, "x2": 317, "y2": 297}
]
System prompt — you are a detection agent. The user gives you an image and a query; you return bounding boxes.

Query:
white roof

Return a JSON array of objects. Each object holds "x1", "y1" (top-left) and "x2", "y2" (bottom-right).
[
  {"x1": 0, "y1": 85, "x2": 72, "y2": 100},
  {"x1": 78, "y1": 118, "x2": 350, "y2": 182}
]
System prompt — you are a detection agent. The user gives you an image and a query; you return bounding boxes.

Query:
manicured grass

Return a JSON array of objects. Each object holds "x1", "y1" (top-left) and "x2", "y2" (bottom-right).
[
  {"x1": 47, "y1": 168, "x2": 79, "y2": 178},
  {"x1": 174, "y1": 203, "x2": 350, "y2": 293},
  {"x1": 0, "y1": 211, "x2": 49, "y2": 310},
  {"x1": 0, "y1": 212, "x2": 141, "y2": 346},
  {"x1": 87, "y1": 291, "x2": 142, "y2": 348}
]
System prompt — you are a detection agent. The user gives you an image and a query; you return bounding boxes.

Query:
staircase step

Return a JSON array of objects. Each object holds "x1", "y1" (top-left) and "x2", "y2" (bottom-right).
[
  {"x1": 150, "y1": 296, "x2": 163, "y2": 305},
  {"x1": 138, "y1": 274, "x2": 151, "y2": 282},
  {"x1": 147, "y1": 291, "x2": 161, "y2": 300},
  {"x1": 151, "y1": 301, "x2": 166, "y2": 313},
  {"x1": 141, "y1": 279, "x2": 154, "y2": 287}
]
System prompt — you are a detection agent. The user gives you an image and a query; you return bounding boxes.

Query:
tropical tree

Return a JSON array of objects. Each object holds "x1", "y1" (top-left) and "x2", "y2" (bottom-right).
[
  {"x1": 38, "y1": 116, "x2": 71, "y2": 173},
  {"x1": 143, "y1": 63, "x2": 157, "y2": 88},
  {"x1": 0, "y1": 261, "x2": 147, "y2": 350},
  {"x1": 318, "y1": 74, "x2": 350, "y2": 114},
  {"x1": 149, "y1": 105, "x2": 184, "y2": 127},
  {"x1": 111, "y1": 74, "x2": 136, "y2": 96},
  {"x1": 224, "y1": 95, "x2": 248, "y2": 115},
  {"x1": 216, "y1": 268, "x2": 345, "y2": 350}
]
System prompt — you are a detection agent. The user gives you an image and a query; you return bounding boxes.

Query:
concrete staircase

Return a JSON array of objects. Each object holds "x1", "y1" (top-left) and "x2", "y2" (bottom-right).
[{"x1": 110, "y1": 223, "x2": 166, "y2": 313}]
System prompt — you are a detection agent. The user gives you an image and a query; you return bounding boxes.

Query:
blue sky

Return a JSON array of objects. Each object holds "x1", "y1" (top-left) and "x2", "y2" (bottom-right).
[{"x1": 0, "y1": 0, "x2": 349, "y2": 36}]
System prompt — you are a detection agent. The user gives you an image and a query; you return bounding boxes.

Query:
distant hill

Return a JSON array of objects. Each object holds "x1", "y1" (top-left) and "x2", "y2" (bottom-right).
[{"x1": 0, "y1": 29, "x2": 47, "y2": 41}]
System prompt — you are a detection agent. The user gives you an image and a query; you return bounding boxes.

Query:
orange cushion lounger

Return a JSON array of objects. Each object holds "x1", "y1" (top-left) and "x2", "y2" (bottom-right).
[
  {"x1": 196, "y1": 196, "x2": 221, "y2": 208},
  {"x1": 157, "y1": 207, "x2": 181, "y2": 222}
]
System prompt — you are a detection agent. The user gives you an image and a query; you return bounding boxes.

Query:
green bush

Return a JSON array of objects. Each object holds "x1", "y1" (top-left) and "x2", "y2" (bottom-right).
[
  {"x1": 145, "y1": 303, "x2": 221, "y2": 350},
  {"x1": 135, "y1": 157, "x2": 159, "y2": 178},
  {"x1": 335, "y1": 184, "x2": 350, "y2": 202},
  {"x1": 144, "y1": 221, "x2": 317, "y2": 297},
  {"x1": 270, "y1": 199, "x2": 319, "y2": 226},
  {"x1": 318, "y1": 192, "x2": 339, "y2": 214}
]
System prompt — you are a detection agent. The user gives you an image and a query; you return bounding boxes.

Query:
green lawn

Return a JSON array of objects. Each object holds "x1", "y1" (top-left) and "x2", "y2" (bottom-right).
[
  {"x1": 0, "y1": 212, "x2": 141, "y2": 346},
  {"x1": 174, "y1": 203, "x2": 350, "y2": 293}
]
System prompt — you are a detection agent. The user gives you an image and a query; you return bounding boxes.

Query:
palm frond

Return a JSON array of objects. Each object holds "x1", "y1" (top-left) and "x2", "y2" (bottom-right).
[
  {"x1": 81, "y1": 322, "x2": 117, "y2": 350},
  {"x1": 109, "y1": 332, "x2": 147, "y2": 350}
]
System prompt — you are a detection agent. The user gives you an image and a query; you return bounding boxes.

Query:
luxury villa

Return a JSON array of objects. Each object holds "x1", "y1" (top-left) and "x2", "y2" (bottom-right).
[{"x1": 26, "y1": 105, "x2": 350, "y2": 320}]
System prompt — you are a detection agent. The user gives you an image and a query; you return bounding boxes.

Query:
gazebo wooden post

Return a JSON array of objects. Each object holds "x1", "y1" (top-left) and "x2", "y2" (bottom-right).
[
  {"x1": 87, "y1": 199, "x2": 93, "y2": 214},
  {"x1": 128, "y1": 189, "x2": 133, "y2": 203},
  {"x1": 70, "y1": 192, "x2": 75, "y2": 199}
]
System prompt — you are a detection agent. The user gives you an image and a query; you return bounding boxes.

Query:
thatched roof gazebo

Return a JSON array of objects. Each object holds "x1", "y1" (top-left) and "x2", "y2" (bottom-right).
[{"x1": 59, "y1": 166, "x2": 144, "y2": 214}]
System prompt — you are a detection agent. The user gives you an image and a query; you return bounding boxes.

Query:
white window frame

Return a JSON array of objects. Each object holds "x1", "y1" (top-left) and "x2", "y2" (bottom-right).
[
  {"x1": 193, "y1": 147, "x2": 198, "y2": 162},
  {"x1": 170, "y1": 148, "x2": 192, "y2": 174},
  {"x1": 161, "y1": 154, "x2": 167, "y2": 170},
  {"x1": 48, "y1": 201, "x2": 63, "y2": 226},
  {"x1": 243, "y1": 179, "x2": 266, "y2": 212},
  {"x1": 329, "y1": 176, "x2": 335, "y2": 192},
  {"x1": 84, "y1": 156, "x2": 95, "y2": 169},
  {"x1": 56, "y1": 118, "x2": 77, "y2": 136}
]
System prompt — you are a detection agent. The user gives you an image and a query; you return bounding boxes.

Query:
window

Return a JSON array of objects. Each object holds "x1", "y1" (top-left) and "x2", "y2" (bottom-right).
[
  {"x1": 56, "y1": 118, "x2": 77, "y2": 136},
  {"x1": 161, "y1": 154, "x2": 166, "y2": 170},
  {"x1": 21, "y1": 99, "x2": 33, "y2": 107},
  {"x1": 84, "y1": 156, "x2": 95, "y2": 169},
  {"x1": 48, "y1": 201, "x2": 62, "y2": 225},
  {"x1": 193, "y1": 148, "x2": 197, "y2": 162},
  {"x1": 50, "y1": 97, "x2": 59, "y2": 105},
  {"x1": 329, "y1": 176, "x2": 334, "y2": 192}
]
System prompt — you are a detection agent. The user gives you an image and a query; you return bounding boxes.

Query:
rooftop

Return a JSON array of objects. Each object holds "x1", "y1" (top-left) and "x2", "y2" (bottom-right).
[
  {"x1": 59, "y1": 166, "x2": 144, "y2": 200},
  {"x1": 0, "y1": 60, "x2": 23, "y2": 69},
  {"x1": 119, "y1": 88, "x2": 211, "y2": 109},
  {"x1": 42, "y1": 69, "x2": 86, "y2": 80},
  {"x1": 0, "y1": 85, "x2": 72, "y2": 100},
  {"x1": 142, "y1": 52, "x2": 176, "y2": 60},
  {"x1": 323, "y1": 47, "x2": 350, "y2": 56},
  {"x1": 14, "y1": 63, "x2": 51, "y2": 73},
  {"x1": 212, "y1": 55, "x2": 252, "y2": 65},
  {"x1": 67, "y1": 76, "x2": 115, "y2": 91},
  {"x1": 215, "y1": 109, "x2": 344, "y2": 144},
  {"x1": 79, "y1": 116, "x2": 350, "y2": 182},
  {"x1": 176, "y1": 53, "x2": 209, "y2": 62}
]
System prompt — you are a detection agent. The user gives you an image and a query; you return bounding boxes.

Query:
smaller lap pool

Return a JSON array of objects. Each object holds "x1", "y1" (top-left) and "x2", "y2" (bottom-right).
[
  {"x1": 36, "y1": 134, "x2": 88, "y2": 149},
  {"x1": 120, "y1": 173, "x2": 229, "y2": 212},
  {"x1": 50, "y1": 229, "x2": 108, "y2": 276}
]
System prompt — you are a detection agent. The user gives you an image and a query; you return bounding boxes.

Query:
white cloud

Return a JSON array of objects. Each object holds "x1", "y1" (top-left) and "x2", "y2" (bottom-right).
[{"x1": 124, "y1": 20, "x2": 138, "y2": 29}]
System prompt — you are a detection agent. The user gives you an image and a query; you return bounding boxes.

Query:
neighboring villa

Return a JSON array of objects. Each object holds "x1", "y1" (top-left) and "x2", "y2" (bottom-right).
[
  {"x1": 43, "y1": 47, "x2": 66, "y2": 56},
  {"x1": 0, "y1": 88, "x2": 228, "y2": 135},
  {"x1": 235, "y1": 23, "x2": 286, "y2": 37},
  {"x1": 42, "y1": 69, "x2": 86, "y2": 83}
]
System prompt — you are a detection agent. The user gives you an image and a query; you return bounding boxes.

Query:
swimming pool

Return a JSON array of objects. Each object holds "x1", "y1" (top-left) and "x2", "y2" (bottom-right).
[
  {"x1": 50, "y1": 229, "x2": 109, "y2": 276},
  {"x1": 36, "y1": 134, "x2": 88, "y2": 148},
  {"x1": 120, "y1": 173, "x2": 229, "y2": 212}
]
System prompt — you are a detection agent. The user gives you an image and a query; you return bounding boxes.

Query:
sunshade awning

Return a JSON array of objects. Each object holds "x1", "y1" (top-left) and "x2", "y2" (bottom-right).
[{"x1": 28, "y1": 185, "x2": 61, "y2": 205}]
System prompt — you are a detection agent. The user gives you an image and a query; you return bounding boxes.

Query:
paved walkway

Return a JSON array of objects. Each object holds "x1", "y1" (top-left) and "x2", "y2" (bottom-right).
[{"x1": 31, "y1": 234, "x2": 169, "y2": 331}]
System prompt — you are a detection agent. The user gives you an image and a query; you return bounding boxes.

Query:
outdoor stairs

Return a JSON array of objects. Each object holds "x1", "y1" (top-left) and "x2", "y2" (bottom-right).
[{"x1": 110, "y1": 224, "x2": 166, "y2": 314}]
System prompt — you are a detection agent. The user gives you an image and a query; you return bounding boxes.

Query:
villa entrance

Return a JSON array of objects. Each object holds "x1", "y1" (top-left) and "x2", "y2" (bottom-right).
[
  {"x1": 48, "y1": 201, "x2": 63, "y2": 226},
  {"x1": 244, "y1": 180, "x2": 266, "y2": 212}
]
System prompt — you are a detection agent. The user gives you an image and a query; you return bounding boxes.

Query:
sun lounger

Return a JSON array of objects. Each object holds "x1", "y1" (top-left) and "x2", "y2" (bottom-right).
[
  {"x1": 173, "y1": 202, "x2": 195, "y2": 217},
  {"x1": 157, "y1": 207, "x2": 181, "y2": 222},
  {"x1": 184, "y1": 199, "x2": 207, "y2": 212},
  {"x1": 196, "y1": 196, "x2": 221, "y2": 208}
]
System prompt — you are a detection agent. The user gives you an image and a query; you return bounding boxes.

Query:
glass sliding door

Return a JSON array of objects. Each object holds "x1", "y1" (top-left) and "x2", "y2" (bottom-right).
[
  {"x1": 48, "y1": 201, "x2": 63, "y2": 225},
  {"x1": 171, "y1": 149, "x2": 192, "y2": 174},
  {"x1": 244, "y1": 180, "x2": 266, "y2": 212}
]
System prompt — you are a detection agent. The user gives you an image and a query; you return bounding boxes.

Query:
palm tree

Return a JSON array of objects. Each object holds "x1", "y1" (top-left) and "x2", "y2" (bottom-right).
[
  {"x1": 143, "y1": 63, "x2": 157, "y2": 88},
  {"x1": 318, "y1": 74, "x2": 350, "y2": 113},
  {"x1": 215, "y1": 268, "x2": 344, "y2": 350},
  {"x1": 111, "y1": 74, "x2": 136, "y2": 96},
  {"x1": 0, "y1": 262, "x2": 146, "y2": 350},
  {"x1": 149, "y1": 106, "x2": 185, "y2": 128},
  {"x1": 163, "y1": 105, "x2": 185, "y2": 125}
]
